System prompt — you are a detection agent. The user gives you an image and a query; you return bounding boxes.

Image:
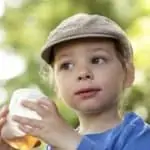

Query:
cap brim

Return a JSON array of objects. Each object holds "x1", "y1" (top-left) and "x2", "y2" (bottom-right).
[{"x1": 41, "y1": 33, "x2": 118, "y2": 65}]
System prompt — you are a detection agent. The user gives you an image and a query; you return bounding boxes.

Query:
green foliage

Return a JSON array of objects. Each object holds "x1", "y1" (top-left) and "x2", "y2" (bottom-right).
[{"x1": 0, "y1": 0, "x2": 150, "y2": 149}]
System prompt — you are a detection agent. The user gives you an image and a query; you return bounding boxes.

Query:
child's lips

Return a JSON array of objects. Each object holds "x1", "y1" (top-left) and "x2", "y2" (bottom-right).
[{"x1": 75, "y1": 88, "x2": 101, "y2": 99}]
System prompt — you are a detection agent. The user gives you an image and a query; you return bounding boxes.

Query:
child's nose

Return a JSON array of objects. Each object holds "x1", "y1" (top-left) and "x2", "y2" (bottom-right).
[{"x1": 77, "y1": 68, "x2": 94, "y2": 81}]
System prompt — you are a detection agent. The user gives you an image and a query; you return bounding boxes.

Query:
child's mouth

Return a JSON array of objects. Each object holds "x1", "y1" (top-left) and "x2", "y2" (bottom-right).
[{"x1": 75, "y1": 88, "x2": 101, "y2": 99}]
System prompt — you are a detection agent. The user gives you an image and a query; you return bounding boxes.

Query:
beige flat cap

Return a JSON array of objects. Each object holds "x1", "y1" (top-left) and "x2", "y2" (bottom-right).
[{"x1": 41, "y1": 13, "x2": 133, "y2": 65}]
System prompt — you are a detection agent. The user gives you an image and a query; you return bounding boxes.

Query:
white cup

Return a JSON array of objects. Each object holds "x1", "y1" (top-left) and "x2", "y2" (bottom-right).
[{"x1": 1, "y1": 88, "x2": 47, "y2": 139}]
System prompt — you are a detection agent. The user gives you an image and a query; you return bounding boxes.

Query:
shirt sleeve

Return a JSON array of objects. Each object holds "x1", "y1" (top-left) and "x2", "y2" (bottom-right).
[
  {"x1": 77, "y1": 125, "x2": 150, "y2": 150},
  {"x1": 122, "y1": 125, "x2": 150, "y2": 150}
]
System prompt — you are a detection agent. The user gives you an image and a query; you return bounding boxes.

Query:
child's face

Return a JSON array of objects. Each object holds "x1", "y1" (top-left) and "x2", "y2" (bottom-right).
[{"x1": 52, "y1": 38, "x2": 134, "y2": 114}]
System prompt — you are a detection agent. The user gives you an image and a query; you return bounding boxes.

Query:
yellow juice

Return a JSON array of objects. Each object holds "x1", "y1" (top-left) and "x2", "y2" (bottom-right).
[{"x1": 5, "y1": 135, "x2": 40, "y2": 150}]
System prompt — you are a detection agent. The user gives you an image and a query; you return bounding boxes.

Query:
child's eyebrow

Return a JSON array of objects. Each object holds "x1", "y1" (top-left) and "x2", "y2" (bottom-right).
[
  {"x1": 55, "y1": 53, "x2": 71, "y2": 60},
  {"x1": 89, "y1": 47, "x2": 109, "y2": 53}
]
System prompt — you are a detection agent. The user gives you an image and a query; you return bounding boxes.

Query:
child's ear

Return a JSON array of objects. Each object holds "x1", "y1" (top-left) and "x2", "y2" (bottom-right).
[{"x1": 124, "y1": 62, "x2": 135, "y2": 88}]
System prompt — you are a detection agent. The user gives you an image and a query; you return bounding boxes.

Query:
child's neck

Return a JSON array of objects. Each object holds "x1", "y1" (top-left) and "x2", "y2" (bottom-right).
[{"x1": 77, "y1": 107, "x2": 122, "y2": 135}]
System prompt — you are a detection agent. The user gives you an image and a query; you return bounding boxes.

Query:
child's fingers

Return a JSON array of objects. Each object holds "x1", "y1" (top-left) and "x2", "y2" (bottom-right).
[
  {"x1": 38, "y1": 98, "x2": 58, "y2": 112},
  {"x1": 0, "y1": 117, "x2": 7, "y2": 129},
  {"x1": 18, "y1": 124, "x2": 41, "y2": 137},
  {"x1": 37, "y1": 98, "x2": 52, "y2": 107},
  {"x1": 21, "y1": 100, "x2": 48, "y2": 117},
  {"x1": 12, "y1": 115, "x2": 43, "y2": 129},
  {"x1": 18, "y1": 124, "x2": 43, "y2": 138},
  {"x1": 0, "y1": 105, "x2": 9, "y2": 118}
]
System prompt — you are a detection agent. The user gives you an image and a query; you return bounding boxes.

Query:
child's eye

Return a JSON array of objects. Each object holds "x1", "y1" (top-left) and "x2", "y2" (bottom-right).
[
  {"x1": 91, "y1": 57, "x2": 106, "y2": 64},
  {"x1": 60, "y1": 62, "x2": 74, "y2": 70}
]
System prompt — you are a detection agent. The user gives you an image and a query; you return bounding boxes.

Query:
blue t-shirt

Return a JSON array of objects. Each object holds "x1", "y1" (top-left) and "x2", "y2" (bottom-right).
[{"x1": 47, "y1": 112, "x2": 150, "y2": 150}]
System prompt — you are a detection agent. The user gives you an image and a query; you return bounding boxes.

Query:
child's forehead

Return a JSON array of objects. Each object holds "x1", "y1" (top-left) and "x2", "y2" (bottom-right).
[{"x1": 54, "y1": 38, "x2": 116, "y2": 56}]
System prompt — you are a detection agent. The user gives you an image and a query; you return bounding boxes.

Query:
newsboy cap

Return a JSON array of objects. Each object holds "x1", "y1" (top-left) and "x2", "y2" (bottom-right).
[{"x1": 41, "y1": 13, "x2": 133, "y2": 65}]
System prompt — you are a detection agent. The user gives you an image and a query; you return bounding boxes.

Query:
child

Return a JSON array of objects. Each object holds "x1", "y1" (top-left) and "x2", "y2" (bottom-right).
[{"x1": 0, "y1": 13, "x2": 150, "y2": 150}]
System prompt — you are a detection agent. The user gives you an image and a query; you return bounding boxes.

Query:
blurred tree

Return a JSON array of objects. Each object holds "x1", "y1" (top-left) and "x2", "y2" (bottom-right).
[{"x1": 0, "y1": 0, "x2": 150, "y2": 149}]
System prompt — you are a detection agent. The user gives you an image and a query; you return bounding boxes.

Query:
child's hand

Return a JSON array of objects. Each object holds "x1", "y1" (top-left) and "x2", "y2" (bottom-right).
[
  {"x1": 0, "y1": 105, "x2": 8, "y2": 129},
  {"x1": 0, "y1": 105, "x2": 14, "y2": 150},
  {"x1": 12, "y1": 98, "x2": 81, "y2": 150}
]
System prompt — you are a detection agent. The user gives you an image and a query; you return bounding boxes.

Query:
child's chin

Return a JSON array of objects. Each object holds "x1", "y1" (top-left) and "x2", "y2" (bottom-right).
[
  {"x1": 75, "y1": 97, "x2": 116, "y2": 114},
  {"x1": 78, "y1": 104, "x2": 108, "y2": 114}
]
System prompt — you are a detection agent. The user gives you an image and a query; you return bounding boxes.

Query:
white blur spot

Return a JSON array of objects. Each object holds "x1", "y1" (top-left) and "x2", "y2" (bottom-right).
[
  {"x1": 0, "y1": 80, "x2": 6, "y2": 86},
  {"x1": 0, "y1": 50, "x2": 27, "y2": 81},
  {"x1": 0, "y1": 0, "x2": 5, "y2": 17},
  {"x1": 4, "y1": 0, "x2": 24, "y2": 8},
  {"x1": 0, "y1": 87, "x2": 8, "y2": 105},
  {"x1": 133, "y1": 70, "x2": 145, "y2": 85}
]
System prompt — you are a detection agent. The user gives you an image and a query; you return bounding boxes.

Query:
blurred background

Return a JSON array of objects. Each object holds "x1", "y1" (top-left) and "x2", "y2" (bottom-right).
[{"x1": 0, "y1": 0, "x2": 150, "y2": 149}]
